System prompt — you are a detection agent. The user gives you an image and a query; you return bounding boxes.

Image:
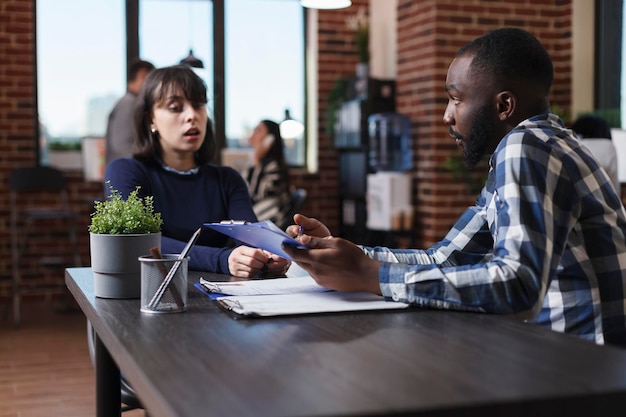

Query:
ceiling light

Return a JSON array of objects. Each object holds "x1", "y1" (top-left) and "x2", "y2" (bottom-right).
[
  {"x1": 179, "y1": 1, "x2": 204, "y2": 68},
  {"x1": 300, "y1": 0, "x2": 352, "y2": 10},
  {"x1": 179, "y1": 49, "x2": 204, "y2": 68}
]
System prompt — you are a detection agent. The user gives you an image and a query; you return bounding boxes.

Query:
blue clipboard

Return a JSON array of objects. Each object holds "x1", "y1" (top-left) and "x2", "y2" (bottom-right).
[{"x1": 203, "y1": 220, "x2": 308, "y2": 261}]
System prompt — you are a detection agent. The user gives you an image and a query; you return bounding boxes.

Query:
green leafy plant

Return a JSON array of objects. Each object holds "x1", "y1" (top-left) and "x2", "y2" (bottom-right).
[
  {"x1": 89, "y1": 184, "x2": 163, "y2": 234},
  {"x1": 326, "y1": 76, "x2": 351, "y2": 135},
  {"x1": 48, "y1": 141, "x2": 82, "y2": 151},
  {"x1": 345, "y1": 7, "x2": 369, "y2": 63},
  {"x1": 441, "y1": 154, "x2": 490, "y2": 195},
  {"x1": 551, "y1": 103, "x2": 572, "y2": 126}
]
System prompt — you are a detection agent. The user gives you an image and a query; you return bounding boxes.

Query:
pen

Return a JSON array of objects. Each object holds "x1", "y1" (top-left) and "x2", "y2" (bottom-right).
[
  {"x1": 150, "y1": 246, "x2": 184, "y2": 309},
  {"x1": 148, "y1": 227, "x2": 201, "y2": 309},
  {"x1": 297, "y1": 225, "x2": 304, "y2": 238}
]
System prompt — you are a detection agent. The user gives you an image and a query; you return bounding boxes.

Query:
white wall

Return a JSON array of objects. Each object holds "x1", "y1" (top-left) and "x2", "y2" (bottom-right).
[
  {"x1": 572, "y1": 0, "x2": 595, "y2": 118},
  {"x1": 369, "y1": 0, "x2": 397, "y2": 79},
  {"x1": 611, "y1": 129, "x2": 626, "y2": 183}
]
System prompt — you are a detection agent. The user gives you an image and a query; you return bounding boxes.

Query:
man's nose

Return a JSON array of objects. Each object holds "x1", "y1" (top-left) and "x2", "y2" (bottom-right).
[{"x1": 443, "y1": 107, "x2": 453, "y2": 125}]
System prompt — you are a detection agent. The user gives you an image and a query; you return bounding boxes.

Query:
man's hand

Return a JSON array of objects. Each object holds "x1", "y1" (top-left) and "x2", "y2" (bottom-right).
[
  {"x1": 283, "y1": 232, "x2": 382, "y2": 294},
  {"x1": 285, "y1": 213, "x2": 331, "y2": 239}
]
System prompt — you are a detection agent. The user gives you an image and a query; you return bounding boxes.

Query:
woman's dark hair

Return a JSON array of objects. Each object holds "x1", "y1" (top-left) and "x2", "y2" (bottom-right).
[
  {"x1": 133, "y1": 64, "x2": 215, "y2": 164},
  {"x1": 261, "y1": 119, "x2": 289, "y2": 172},
  {"x1": 571, "y1": 114, "x2": 612, "y2": 140}
]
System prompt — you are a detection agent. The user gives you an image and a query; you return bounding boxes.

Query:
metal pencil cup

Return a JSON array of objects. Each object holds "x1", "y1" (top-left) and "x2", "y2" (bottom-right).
[{"x1": 139, "y1": 254, "x2": 189, "y2": 314}]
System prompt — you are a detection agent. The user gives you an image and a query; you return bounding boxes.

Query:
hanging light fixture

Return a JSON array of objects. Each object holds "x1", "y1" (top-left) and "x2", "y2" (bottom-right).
[
  {"x1": 180, "y1": 49, "x2": 204, "y2": 68},
  {"x1": 300, "y1": 0, "x2": 352, "y2": 9},
  {"x1": 179, "y1": 1, "x2": 204, "y2": 68},
  {"x1": 280, "y1": 109, "x2": 305, "y2": 139}
]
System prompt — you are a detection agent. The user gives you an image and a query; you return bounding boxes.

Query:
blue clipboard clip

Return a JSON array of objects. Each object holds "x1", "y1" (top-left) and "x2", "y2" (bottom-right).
[{"x1": 204, "y1": 219, "x2": 308, "y2": 261}]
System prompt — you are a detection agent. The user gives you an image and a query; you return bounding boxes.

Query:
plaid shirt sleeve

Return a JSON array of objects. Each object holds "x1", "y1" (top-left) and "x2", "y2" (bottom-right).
[{"x1": 363, "y1": 113, "x2": 626, "y2": 346}]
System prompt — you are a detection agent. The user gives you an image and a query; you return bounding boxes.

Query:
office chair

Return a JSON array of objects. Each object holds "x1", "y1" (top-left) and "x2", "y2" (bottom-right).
[
  {"x1": 277, "y1": 188, "x2": 307, "y2": 230},
  {"x1": 10, "y1": 166, "x2": 82, "y2": 327}
]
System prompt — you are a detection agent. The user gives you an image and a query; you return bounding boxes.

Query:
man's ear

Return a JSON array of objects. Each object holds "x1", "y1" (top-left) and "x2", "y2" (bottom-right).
[{"x1": 496, "y1": 91, "x2": 515, "y2": 121}]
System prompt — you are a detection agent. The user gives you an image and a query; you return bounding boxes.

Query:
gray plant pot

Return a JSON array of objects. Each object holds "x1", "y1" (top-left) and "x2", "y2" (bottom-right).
[{"x1": 90, "y1": 232, "x2": 162, "y2": 299}]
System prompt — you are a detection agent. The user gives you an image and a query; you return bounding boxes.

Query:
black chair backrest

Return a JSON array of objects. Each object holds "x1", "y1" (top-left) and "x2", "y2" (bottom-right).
[
  {"x1": 278, "y1": 188, "x2": 307, "y2": 230},
  {"x1": 10, "y1": 166, "x2": 66, "y2": 192},
  {"x1": 276, "y1": 188, "x2": 307, "y2": 230},
  {"x1": 290, "y1": 188, "x2": 307, "y2": 213}
]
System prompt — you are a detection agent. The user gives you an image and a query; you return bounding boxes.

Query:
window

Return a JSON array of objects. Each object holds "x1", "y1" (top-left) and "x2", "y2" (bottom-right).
[
  {"x1": 224, "y1": 0, "x2": 305, "y2": 166},
  {"x1": 621, "y1": 0, "x2": 626, "y2": 126},
  {"x1": 595, "y1": 0, "x2": 622, "y2": 127},
  {"x1": 36, "y1": 0, "x2": 306, "y2": 168},
  {"x1": 139, "y1": 0, "x2": 214, "y2": 123},
  {"x1": 36, "y1": 0, "x2": 125, "y2": 166}
]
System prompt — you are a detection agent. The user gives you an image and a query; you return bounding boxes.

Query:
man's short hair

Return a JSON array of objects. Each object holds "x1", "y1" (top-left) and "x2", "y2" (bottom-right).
[
  {"x1": 128, "y1": 59, "x2": 155, "y2": 82},
  {"x1": 456, "y1": 28, "x2": 554, "y2": 96}
]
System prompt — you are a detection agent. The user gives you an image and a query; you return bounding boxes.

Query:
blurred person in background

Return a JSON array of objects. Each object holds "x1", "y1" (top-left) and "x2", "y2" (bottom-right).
[
  {"x1": 105, "y1": 58, "x2": 155, "y2": 165},
  {"x1": 571, "y1": 114, "x2": 620, "y2": 197},
  {"x1": 246, "y1": 120, "x2": 292, "y2": 228}
]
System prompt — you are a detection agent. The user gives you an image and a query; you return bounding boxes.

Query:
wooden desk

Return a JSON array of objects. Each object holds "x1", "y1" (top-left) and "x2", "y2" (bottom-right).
[{"x1": 66, "y1": 267, "x2": 626, "y2": 417}]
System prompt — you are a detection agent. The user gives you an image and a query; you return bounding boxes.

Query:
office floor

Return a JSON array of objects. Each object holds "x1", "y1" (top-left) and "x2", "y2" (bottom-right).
[{"x1": 0, "y1": 295, "x2": 145, "y2": 417}]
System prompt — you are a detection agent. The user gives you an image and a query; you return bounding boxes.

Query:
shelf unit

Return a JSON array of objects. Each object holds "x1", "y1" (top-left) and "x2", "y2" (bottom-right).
[{"x1": 333, "y1": 78, "x2": 396, "y2": 245}]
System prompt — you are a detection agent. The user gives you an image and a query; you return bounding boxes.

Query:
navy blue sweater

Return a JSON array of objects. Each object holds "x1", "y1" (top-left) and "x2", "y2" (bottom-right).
[{"x1": 105, "y1": 158, "x2": 257, "y2": 273}]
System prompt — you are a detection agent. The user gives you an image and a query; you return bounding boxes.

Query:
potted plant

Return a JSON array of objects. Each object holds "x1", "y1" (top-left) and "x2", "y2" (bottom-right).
[
  {"x1": 89, "y1": 184, "x2": 163, "y2": 299},
  {"x1": 47, "y1": 140, "x2": 83, "y2": 171}
]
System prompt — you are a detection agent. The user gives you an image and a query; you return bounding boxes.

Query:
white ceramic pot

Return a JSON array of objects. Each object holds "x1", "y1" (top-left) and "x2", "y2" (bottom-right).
[
  {"x1": 48, "y1": 150, "x2": 83, "y2": 171},
  {"x1": 90, "y1": 232, "x2": 161, "y2": 299}
]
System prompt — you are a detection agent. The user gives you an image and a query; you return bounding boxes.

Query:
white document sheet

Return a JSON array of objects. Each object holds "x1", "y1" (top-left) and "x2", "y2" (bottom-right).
[
  {"x1": 199, "y1": 276, "x2": 329, "y2": 296},
  {"x1": 199, "y1": 276, "x2": 410, "y2": 317}
]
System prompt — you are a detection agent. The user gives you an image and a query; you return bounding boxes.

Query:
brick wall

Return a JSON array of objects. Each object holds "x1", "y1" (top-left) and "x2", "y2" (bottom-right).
[
  {"x1": 396, "y1": 0, "x2": 572, "y2": 247},
  {"x1": 0, "y1": 0, "x2": 102, "y2": 298},
  {"x1": 0, "y1": 0, "x2": 38, "y2": 294},
  {"x1": 0, "y1": 0, "x2": 573, "y2": 297}
]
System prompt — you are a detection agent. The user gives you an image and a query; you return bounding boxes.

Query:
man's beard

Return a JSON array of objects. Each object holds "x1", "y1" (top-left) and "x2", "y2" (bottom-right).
[{"x1": 462, "y1": 105, "x2": 496, "y2": 169}]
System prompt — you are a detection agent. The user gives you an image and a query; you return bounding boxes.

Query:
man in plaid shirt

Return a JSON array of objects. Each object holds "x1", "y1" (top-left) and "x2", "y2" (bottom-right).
[{"x1": 285, "y1": 28, "x2": 626, "y2": 347}]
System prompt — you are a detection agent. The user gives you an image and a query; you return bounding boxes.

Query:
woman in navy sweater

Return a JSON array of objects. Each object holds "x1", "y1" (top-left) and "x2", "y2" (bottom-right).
[{"x1": 105, "y1": 65, "x2": 290, "y2": 277}]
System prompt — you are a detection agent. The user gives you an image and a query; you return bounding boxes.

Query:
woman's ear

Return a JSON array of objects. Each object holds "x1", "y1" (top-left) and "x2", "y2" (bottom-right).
[{"x1": 148, "y1": 116, "x2": 156, "y2": 132}]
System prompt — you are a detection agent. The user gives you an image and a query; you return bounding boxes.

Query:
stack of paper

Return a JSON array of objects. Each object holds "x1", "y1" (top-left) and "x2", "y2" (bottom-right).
[{"x1": 197, "y1": 276, "x2": 410, "y2": 317}]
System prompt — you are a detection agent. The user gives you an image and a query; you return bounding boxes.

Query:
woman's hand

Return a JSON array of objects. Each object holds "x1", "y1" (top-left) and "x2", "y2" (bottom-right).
[{"x1": 228, "y1": 245, "x2": 291, "y2": 278}]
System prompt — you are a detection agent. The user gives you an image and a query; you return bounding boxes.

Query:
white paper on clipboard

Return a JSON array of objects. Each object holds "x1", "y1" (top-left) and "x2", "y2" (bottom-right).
[{"x1": 203, "y1": 219, "x2": 308, "y2": 261}]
